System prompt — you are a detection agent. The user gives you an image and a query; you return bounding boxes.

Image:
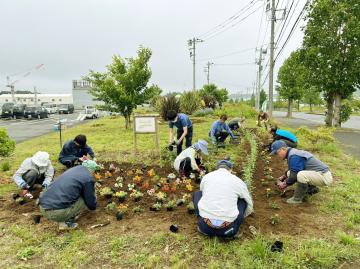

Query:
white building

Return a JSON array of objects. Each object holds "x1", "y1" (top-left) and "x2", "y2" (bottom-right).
[
  {"x1": 0, "y1": 93, "x2": 72, "y2": 105},
  {"x1": 72, "y1": 80, "x2": 103, "y2": 109}
]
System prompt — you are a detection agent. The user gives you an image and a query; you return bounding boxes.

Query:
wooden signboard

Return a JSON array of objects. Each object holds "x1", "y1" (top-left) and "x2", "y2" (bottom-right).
[{"x1": 133, "y1": 114, "x2": 159, "y2": 155}]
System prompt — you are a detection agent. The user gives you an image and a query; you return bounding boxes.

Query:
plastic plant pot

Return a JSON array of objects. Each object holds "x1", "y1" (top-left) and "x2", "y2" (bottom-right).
[
  {"x1": 116, "y1": 212, "x2": 123, "y2": 221},
  {"x1": 166, "y1": 207, "x2": 174, "y2": 212},
  {"x1": 134, "y1": 197, "x2": 142, "y2": 202},
  {"x1": 176, "y1": 199, "x2": 184, "y2": 206},
  {"x1": 33, "y1": 215, "x2": 41, "y2": 224},
  {"x1": 187, "y1": 207, "x2": 195, "y2": 214},
  {"x1": 270, "y1": 240, "x2": 283, "y2": 252},
  {"x1": 169, "y1": 224, "x2": 179, "y2": 233},
  {"x1": 118, "y1": 196, "x2": 126, "y2": 203}
]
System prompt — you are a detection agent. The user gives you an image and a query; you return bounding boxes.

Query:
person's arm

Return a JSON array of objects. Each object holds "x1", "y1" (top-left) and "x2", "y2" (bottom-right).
[
  {"x1": 285, "y1": 156, "x2": 306, "y2": 185},
  {"x1": 190, "y1": 155, "x2": 200, "y2": 171},
  {"x1": 225, "y1": 124, "x2": 235, "y2": 139},
  {"x1": 237, "y1": 181, "x2": 254, "y2": 217},
  {"x1": 177, "y1": 126, "x2": 188, "y2": 144},
  {"x1": 168, "y1": 121, "x2": 174, "y2": 143},
  {"x1": 82, "y1": 181, "x2": 97, "y2": 210},
  {"x1": 43, "y1": 162, "x2": 55, "y2": 188},
  {"x1": 85, "y1": 145, "x2": 95, "y2": 158},
  {"x1": 13, "y1": 161, "x2": 30, "y2": 189},
  {"x1": 59, "y1": 143, "x2": 78, "y2": 162}
]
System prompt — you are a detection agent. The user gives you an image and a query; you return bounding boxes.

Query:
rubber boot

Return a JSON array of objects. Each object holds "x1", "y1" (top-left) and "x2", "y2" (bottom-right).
[
  {"x1": 287, "y1": 183, "x2": 308, "y2": 204},
  {"x1": 307, "y1": 185, "x2": 320, "y2": 196}
]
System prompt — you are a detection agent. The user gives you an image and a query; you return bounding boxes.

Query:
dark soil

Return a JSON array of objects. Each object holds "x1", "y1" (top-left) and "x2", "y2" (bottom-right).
[{"x1": 0, "y1": 129, "x2": 342, "y2": 239}]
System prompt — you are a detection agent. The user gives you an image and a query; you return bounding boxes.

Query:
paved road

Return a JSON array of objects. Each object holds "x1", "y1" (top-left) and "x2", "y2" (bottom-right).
[
  {"x1": 273, "y1": 111, "x2": 360, "y2": 160},
  {"x1": 0, "y1": 113, "x2": 83, "y2": 143}
]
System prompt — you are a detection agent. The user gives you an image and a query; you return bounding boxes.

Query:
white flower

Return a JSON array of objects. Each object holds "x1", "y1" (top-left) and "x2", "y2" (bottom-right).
[{"x1": 167, "y1": 173, "x2": 176, "y2": 179}]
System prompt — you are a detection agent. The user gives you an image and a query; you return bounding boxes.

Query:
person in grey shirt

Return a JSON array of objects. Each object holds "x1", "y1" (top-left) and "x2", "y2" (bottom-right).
[{"x1": 13, "y1": 151, "x2": 54, "y2": 199}]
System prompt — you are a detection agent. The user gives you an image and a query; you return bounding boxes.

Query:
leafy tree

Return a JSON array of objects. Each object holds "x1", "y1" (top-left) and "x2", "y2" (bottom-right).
[
  {"x1": 302, "y1": 0, "x2": 360, "y2": 127},
  {"x1": 260, "y1": 89, "x2": 267, "y2": 107},
  {"x1": 199, "y1": 84, "x2": 228, "y2": 108},
  {"x1": 302, "y1": 86, "x2": 322, "y2": 112},
  {"x1": 277, "y1": 50, "x2": 306, "y2": 118},
  {"x1": 85, "y1": 47, "x2": 159, "y2": 128}
]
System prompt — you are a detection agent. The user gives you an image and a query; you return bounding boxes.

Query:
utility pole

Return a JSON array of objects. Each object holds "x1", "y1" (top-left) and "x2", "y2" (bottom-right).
[
  {"x1": 204, "y1": 61, "x2": 214, "y2": 85},
  {"x1": 188, "y1": 37, "x2": 203, "y2": 90},
  {"x1": 34, "y1": 86, "x2": 38, "y2": 106},
  {"x1": 268, "y1": 0, "x2": 276, "y2": 117},
  {"x1": 6, "y1": 76, "x2": 15, "y2": 103},
  {"x1": 255, "y1": 48, "x2": 267, "y2": 111}
]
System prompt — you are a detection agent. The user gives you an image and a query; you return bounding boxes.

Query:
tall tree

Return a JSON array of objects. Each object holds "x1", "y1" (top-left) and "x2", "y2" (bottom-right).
[
  {"x1": 302, "y1": 86, "x2": 322, "y2": 112},
  {"x1": 85, "y1": 47, "x2": 159, "y2": 128},
  {"x1": 302, "y1": 0, "x2": 360, "y2": 126},
  {"x1": 260, "y1": 89, "x2": 267, "y2": 107},
  {"x1": 277, "y1": 50, "x2": 306, "y2": 118}
]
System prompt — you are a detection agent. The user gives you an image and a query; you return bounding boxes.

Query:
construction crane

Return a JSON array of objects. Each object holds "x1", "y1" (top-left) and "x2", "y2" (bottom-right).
[{"x1": 6, "y1": 64, "x2": 44, "y2": 103}]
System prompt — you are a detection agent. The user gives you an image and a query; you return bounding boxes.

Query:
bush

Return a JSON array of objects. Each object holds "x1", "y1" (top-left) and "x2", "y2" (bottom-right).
[
  {"x1": 1, "y1": 160, "x2": 11, "y2": 172},
  {"x1": 193, "y1": 108, "x2": 214, "y2": 117},
  {"x1": 179, "y1": 91, "x2": 202, "y2": 115},
  {"x1": 340, "y1": 101, "x2": 352, "y2": 124},
  {"x1": 0, "y1": 128, "x2": 15, "y2": 157},
  {"x1": 150, "y1": 95, "x2": 164, "y2": 112},
  {"x1": 160, "y1": 95, "x2": 180, "y2": 120},
  {"x1": 215, "y1": 103, "x2": 257, "y2": 119}
]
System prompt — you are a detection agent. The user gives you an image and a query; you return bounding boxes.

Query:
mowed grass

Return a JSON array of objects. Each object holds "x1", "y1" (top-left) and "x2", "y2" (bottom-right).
[{"x1": 0, "y1": 103, "x2": 360, "y2": 268}]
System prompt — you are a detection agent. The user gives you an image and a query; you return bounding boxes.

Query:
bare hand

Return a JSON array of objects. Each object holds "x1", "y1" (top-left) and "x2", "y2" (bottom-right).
[{"x1": 277, "y1": 181, "x2": 287, "y2": 191}]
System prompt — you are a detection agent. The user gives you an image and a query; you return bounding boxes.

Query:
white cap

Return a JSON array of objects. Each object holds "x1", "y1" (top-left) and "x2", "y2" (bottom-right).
[{"x1": 32, "y1": 151, "x2": 50, "y2": 167}]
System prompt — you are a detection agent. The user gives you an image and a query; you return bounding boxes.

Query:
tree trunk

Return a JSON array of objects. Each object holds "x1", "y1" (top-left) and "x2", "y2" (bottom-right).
[
  {"x1": 287, "y1": 99, "x2": 293, "y2": 118},
  {"x1": 297, "y1": 100, "x2": 300, "y2": 111},
  {"x1": 325, "y1": 97, "x2": 334, "y2": 127},
  {"x1": 310, "y1": 102, "x2": 313, "y2": 113},
  {"x1": 124, "y1": 114, "x2": 131, "y2": 129},
  {"x1": 333, "y1": 94, "x2": 341, "y2": 127}
]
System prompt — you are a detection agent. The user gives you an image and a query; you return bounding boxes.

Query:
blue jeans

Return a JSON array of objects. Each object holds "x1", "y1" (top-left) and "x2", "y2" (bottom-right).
[{"x1": 193, "y1": 191, "x2": 247, "y2": 238}]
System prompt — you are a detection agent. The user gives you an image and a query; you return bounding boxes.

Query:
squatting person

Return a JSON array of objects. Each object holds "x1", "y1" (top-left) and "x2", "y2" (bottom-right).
[
  {"x1": 269, "y1": 126, "x2": 298, "y2": 148},
  {"x1": 270, "y1": 140, "x2": 333, "y2": 204},
  {"x1": 58, "y1": 134, "x2": 95, "y2": 168},
  {"x1": 39, "y1": 160, "x2": 99, "y2": 230},
  {"x1": 209, "y1": 114, "x2": 235, "y2": 145},
  {"x1": 193, "y1": 160, "x2": 253, "y2": 239}
]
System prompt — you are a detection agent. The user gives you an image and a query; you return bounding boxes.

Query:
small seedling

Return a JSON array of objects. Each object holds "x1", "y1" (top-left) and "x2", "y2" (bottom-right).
[
  {"x1": 185, "y1": 183, "x2": 193, "y2": 192},
  {"x1": 135, "y1": 168, "x2": 143, "y2": 175},
  {"x1": 99, "y1": 187, "x2": 113, "y2": 198},
  {"x1": 187, "y1": 202, "x2": 195, "y2": 214},
  {"x1": 94, "y1": 173, "x2": 102, "y2": 181},
  {"x1": 105, "y1": 171, "x2": 112, "y2": 178},
  {"x1": 106, "y1": 202, "x2": 116, "y2": 213},
  {"x1": 133, "y1": 206, "x2": 143, "y2": 213},
  {"x1": 270, "y1": 202, "x2": 280, "y2": 210},
  {"x1": 127, "y1": 183, "x2": 135, "y2": 191},
  {"x1": 150, "y1": 202, "x2": 162, "y2": 212},
  {"x1": 147, "y1": 168, "x2": 156, "y2": 177},
  {"x1": 116, "y1": 204, "x2": 128, "y2": 220},
  {"x1": 155, "y1": 192, "x2": 167, "y2": 203},
  {"x1": 130, "y1": 190, "x2": 144, "y2": 202},
  {"x1": 115, "y1": 191, "x2": 127, "y2": 203},
  {"x1": 166, "y1": 200, "x2": 176, "y2": 211},
  {"x1": 260, "y1": 179, "x2": 268, "y2": 186},
  {"x1": 133, "y1": 175, "x2": 142, "y2": 185},
  {"x1": 270, "y1": 214, "x2": 281, "y2": 225},
  {"x1": 167, "y1": 173, "x2": 176, "y2": 179},
  {"x1": 266, "y1": 188, "x2": 273, "y2": 198}
]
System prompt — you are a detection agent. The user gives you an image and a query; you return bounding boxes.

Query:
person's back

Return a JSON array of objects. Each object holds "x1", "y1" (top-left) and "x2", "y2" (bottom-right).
[{"x1": 39, "y1": 165, "x2": 96, "y2": 210}]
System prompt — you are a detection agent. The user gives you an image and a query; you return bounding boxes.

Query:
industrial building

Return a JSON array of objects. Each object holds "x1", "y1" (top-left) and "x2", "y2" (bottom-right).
[
  {"x1": 72, "y1": 80, "x2": 103, "y2": 109},
  {"x1": 0, "y1": 93, "x2": 72, "y2": 105}
]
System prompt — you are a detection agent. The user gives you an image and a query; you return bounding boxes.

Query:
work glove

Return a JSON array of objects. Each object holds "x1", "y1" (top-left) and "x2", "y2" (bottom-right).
[{"x1": 174, "y1": 139, "x2": 181, "y2": 145}]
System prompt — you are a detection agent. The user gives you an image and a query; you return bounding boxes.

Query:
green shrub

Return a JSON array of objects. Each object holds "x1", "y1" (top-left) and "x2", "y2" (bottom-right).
[
  {"x1": 159, "y1": 95, "x2": 180, "y2": 120},
  {"x1": 340, "y1": 101, "x2": 352, "y2": 124},
  {"x1": 193, "y1": 108, "x2": 214, "y2": 117},
  {"x1": 179, "y1": 91, "x2": 202, "y2": 115},
  {"x1": 1, "y1": 160, "x2": 11, "y2": 172},
  {"x1": 296, "y1": 126, "x2": 335, "y2": 144},
  {"x1": 215, "y1": 103, "x2": 257, "y2": 119},
  {"x1": 150, "y1": 95, "x2": 164, "y2": 112},
  {"x1": 0, "y1": 128, "x2": 15, "y2": 157}
]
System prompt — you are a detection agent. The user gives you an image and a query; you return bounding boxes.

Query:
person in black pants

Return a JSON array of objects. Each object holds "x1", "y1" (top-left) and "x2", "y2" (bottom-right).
[{"x1": 167, "y1": 110, "x2": 193, "y2": 155}]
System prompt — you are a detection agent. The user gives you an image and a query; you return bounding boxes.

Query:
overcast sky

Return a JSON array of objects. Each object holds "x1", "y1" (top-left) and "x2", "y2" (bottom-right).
[{"x1": 0, "y1": 0, "x2": 308, "y2": 95}]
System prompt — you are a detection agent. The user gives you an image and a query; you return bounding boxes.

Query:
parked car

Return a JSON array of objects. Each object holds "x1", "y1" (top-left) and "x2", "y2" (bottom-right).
[
  {"x1": 1, "y1": 103, "x2": 15, "y2": 118},
  {"x1": 24, "y1": 106, "x2": 48, "y2": 119},
  {"x1": 84, "y1": 106, "x2": 99, "y2": 119},
  {"x1": 43, "y1": 103, "x2": 58, "y2": 114},
  {"x1": 58, "y1": 104, "x2": 74, "y2": 114},
  {"x1": 13, "y1": 104, "x2": 27, "y2": 119}
]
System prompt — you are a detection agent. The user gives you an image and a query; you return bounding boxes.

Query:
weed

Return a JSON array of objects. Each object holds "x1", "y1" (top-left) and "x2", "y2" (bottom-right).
[
  {"x1": 1, "y1": 160, "x2": 11, "y2": 171},
  {"x1": 270, "y1": 214, "x2": 281, "y2": 225}
]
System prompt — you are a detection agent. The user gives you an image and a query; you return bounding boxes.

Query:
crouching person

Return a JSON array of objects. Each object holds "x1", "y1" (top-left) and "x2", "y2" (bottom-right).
[
  {"x1": 193, "y1": 160, "x2": 253, "y2": 239},
  {"x1": 174, "y1": 140, "x2": 208, "y2": 177},
  {"x1": 58, "y1": 134, "x2": 95, "y2": 168},
  {"x1": 270, "y1": 140, "x2": 333, "y2": 204},
  {"x1": 39, "y1": 160, "x2": 99, "y2": 230},
  {"x1": 13, "y1": 151, "x2": 54, "y2": 198}
]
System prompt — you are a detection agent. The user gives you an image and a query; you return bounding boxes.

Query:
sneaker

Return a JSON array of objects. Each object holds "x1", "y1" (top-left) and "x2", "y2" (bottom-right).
[
  {"x1": 197, "y1": 226, "x2": 209, "y2": 237},
  {"x1": 58, "y1": 221, "x2": 78, "y2": 230},
  {"x1": 286, "y1": 197, "x2": 303, "y2": 204}
]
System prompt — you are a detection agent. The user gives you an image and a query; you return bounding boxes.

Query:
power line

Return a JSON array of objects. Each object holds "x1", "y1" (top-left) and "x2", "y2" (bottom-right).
[
  {"x1": 203, "y1": 3, "x2": 264, "y2": 41},
  {"x1": 198, "y1": 0, "x2": 261, "y2": 39},
  {"x1": 275, "y1": 0, "x2": 309, "y2": 62},
  {"x1": 255, "y1": 0, "x2": 266, "y2": 48},
  {"x1": 214, "y1": 62, "x2": 255, "y2": 66},
  {"x1": 198, "y1": 47, "x2": 256, "y2": 62},
  {"x1": 275, "y1": 0, "x2": 298, "y2": 47}
]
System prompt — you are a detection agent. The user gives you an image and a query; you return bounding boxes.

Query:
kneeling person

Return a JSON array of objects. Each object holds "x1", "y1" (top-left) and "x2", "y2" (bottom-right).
[
  {"x1": 270, "y1": 140, "x2": 333, "y2": 204},
  {"x1": 209, "y1": 114, "x2": 235, "y2": 145},
  {"x1": 174, "y1": 140, "x2": 208, "y2": 177},
  {"x1": 193, "y1": 160, "x2": 253, "y2": 239},
  {"x1": 13, "y1": 151, "x2": 54, "y2": 198},
  {"x1": 270, "y1": 126, "x2": 298, "y2": 148},
  {"x1": 39, "y1": 160, "x2": 99, "y2": 230}
]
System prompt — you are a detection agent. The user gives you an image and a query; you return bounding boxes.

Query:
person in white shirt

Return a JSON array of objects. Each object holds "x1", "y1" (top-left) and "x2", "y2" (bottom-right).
[
  {"x1": 173, "y1": 140, "x2": 208, "y2": 177},
  {"x1": 193, "y1": 160, "x2": 253, "y2": 238}
]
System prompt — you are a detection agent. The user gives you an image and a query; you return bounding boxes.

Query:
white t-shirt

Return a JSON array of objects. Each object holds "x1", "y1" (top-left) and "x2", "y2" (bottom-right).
[
  {"x1": 173, "y1": 147, "x2": 199, "y2": 172},
  {"x1": 198, "y1": 168, "x2": 253, "y2": 222}
]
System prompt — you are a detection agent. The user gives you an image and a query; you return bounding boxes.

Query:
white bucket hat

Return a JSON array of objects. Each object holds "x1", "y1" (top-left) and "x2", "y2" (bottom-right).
[
  {"x1": 32, "y1": 151, "x2": 50, "y2": 167},
  {"x1": 193, "y1": 139, "x2": 209, "y2": 155}
]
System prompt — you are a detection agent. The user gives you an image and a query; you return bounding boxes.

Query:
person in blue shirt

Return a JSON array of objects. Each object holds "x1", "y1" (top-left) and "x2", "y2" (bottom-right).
[
  {"x1": 167, "y1": 110, "x2": 193, "y2": 155},
  {"x1": 209, "y1": 114, "x2": 235, "y2": 145},
  {"x1": 270, "y1": 126, "x2": 298, "y2": 148},
  {"x1": 270, "y1": 140, "x2": 333, "y2": 204},
  {"x1": 39, "y1": 160, "x2": 99, "y2": 230},
  {"x1": 58, "y1": 134, "x2": 95, "y2": 168}
]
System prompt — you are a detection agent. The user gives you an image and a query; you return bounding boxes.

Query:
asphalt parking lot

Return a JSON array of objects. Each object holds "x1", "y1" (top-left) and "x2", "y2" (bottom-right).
[{"x1": 0, "y1": 112, "x2": 86, "y2": 143}]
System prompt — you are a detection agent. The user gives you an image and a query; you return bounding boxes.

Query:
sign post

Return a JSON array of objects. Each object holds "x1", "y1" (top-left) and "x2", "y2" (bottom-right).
[{"x1": 133, "y1": 114, "x2": 159, "y2": 156}]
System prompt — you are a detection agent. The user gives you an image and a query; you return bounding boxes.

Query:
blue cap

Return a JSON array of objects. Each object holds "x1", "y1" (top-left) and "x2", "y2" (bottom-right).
[
  {"x1": 216, "y1": 160, "x2": 233, "y2": 169},
  {"x1": 193, "y1": 139, "x2": 208, "y2": 155},
  {"x1": 270, "y1": 140, "x2": 288, "y2": 155}
]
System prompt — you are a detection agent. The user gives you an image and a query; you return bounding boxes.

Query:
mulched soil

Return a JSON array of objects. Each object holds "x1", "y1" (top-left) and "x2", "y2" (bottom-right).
[{"x1": 0, "y1": 129, "x2": 342, "y2": 239}]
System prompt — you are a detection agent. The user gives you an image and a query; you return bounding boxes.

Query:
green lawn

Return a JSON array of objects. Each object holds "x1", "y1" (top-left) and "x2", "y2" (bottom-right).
[{"x1": 0, "y1": 104, "x2": 359, "y2": 269}]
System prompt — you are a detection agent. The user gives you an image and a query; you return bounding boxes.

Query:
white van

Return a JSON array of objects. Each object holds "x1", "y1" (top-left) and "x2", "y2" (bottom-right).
[
  {"x1": 43, "y1": 103, "x2": 58, "y2": 114},
  {"x1": 84, "y1": 106, "x2": 99, "y2": 119}
]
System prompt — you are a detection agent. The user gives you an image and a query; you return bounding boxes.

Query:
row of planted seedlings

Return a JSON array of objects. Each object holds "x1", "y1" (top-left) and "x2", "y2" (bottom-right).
[
  {"x1": 94, "y1": 163, "x2": 197, "y2": 220},
  {"x1": 242, "y1": 130, "x2": 258, "y2": 193}
]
